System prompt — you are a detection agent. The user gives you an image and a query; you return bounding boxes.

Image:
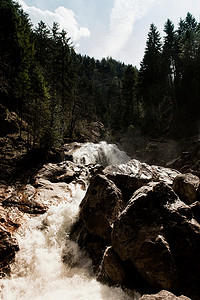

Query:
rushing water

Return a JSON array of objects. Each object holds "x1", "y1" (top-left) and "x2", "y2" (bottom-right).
[
  {"x1": 72, "y1": 141, "x2": 130, "y2": 167},
  {"x1": 1, "y1": 143, "x2": 138, "y2": 300}
]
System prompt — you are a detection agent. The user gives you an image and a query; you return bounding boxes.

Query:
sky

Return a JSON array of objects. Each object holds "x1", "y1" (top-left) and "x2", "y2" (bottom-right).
[{"x1": 17, "y1": 0, "x2": 200, "y2": 67}]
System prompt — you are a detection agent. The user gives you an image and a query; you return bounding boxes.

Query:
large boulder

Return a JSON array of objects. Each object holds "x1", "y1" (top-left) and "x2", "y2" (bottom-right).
[
  {"x1": 79, "y1": 174, "x2": 124, "y2": 240},
  {"x1": 70, "y1": 173, "x2": 125, "y2": 271},
  {"x1": 104, "y1": 159, "x2": 180, "y2": 202},
  {"x1": 111, "y1": 182, "x2": 200, "y2": 298},
  {"x1": 172, "y1": 173, "x2": 200, "y2": 204}
]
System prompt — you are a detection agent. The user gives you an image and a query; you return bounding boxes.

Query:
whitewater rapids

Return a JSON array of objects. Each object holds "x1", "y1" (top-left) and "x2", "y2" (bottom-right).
[
  {"x1": 0, "y1": 143, "x2": 139, "y2": 300},
  {"x1": 72, "y1": 141, "x2": 130, "y2": 166}
]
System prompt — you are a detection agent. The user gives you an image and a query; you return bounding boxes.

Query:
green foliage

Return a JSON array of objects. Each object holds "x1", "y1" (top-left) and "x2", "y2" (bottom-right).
[{"x1": 136, "y1": 13, "x2": 200, "y2": 136}]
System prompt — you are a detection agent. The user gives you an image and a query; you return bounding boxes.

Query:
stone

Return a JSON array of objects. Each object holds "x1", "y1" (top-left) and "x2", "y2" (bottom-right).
[
  {"x1": 111, "y1": 182, "x2": 200, "y2": 298},
  {"x1": 139, "y1": 290, "x2": 190, "y2": 300},
  {"x1": 190, "y1": 201, "x2": 200, "y2": 223},
  {"x1": 104, "y1": 159, "x2": 180, "y2": 202},
  {"x1": 2, "y1": 184, "x2": 47, "y2": 214},
  {"x1": 35, "y1": 161, "x2": 79, "y2": 183},
  {"x1": 172, "y1": 173, "x2": 200, "y2": 204},
  {"x1": 97, "y1": 246, "x2": 126, "y2": 285},
  {"x1": 79, "y1": 174, "x2": 124, "y2": 240},
  {"x1": 70, "y1": 219, "x2": 107, "y2": 272},
  {"x1": 0, "y1": 229, "x2": 19, "y2": 277},
  {"x1": 103, "y1": 159, "x2": 152, "y2": 202}
]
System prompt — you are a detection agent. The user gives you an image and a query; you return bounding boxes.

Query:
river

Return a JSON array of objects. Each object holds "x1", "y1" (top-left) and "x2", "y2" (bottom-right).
[{"x1": 1, "y1": 142, "x2": 141, "y2": 300}]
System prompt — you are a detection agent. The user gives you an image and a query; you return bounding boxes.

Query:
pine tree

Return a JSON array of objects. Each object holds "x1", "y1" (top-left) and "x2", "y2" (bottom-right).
[
  {"x1": 176, "y1": 13, "x2": 200, "y2": 122},
  {"x1": 139, "y1": 24, "x2": 163, "y2": 131},
  {"x1": 121, "y1": 65, "x2": 137, "y2": 129}
]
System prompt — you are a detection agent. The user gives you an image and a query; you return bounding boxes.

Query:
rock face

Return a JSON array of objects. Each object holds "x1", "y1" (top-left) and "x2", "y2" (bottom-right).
[
  {"x1": 35, "y1": 162, "x2": 78, "y2": 183},
  {"x1": 71, "y1": 158, "x2": 200, "y2": 300}
]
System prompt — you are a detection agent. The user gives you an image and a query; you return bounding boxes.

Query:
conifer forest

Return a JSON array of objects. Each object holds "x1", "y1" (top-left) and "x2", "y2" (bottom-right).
[{"x1": 1, "y1": 0, "x2": 200, "y2": 149}]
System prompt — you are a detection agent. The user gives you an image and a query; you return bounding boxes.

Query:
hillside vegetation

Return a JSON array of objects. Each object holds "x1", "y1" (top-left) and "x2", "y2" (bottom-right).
[{"x1": 1, "y1": 0, "x2": 200, "y2": 150}]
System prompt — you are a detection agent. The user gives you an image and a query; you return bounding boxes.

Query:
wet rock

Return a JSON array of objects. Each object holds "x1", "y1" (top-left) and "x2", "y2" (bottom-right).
[
  {"x1": 111, "y1": 182, "x2": 200, "y2": 298},
  {"x1": 79, "y1": 174, "x2": 125, "y2": 240},
  {"x1": 97, "y1": 246, "x2": 126, "y2": 285},
  {"x1": 0, "y1": 229, "x2": 19, "y2": 277},
  {"x1": 139, "y1": 290, "x2": 190, "y2": 300},
  {"x1": 172, "y1": 173, "x2": 200, "y2": 204}
]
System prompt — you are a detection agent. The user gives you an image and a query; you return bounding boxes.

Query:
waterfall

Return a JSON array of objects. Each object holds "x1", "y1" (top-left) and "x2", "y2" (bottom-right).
[
  {"x1": 0, "y1": 143, "x2": 138, "y2": 300},
  {"x1": 72, "y1": 141, "x2": 131, "y2": 167}
]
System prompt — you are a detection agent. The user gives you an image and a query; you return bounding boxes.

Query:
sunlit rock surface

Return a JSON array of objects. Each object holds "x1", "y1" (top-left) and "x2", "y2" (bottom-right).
[
  {"x1": 103, "y1": 159, "x2": 180, "y2": 202},
  {"x1": 2, "y1": 184, "x2": 47, "y2": 214},
  {"x1": 138, "y1": 290, "x2": 190, "y2": 300}
]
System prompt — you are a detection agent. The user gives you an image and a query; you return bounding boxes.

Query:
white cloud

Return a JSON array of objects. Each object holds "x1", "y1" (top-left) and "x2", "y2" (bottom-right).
[
  {"x1": 17, "y1": 0, "x2": 90, "y2": 41},
  {"x1": 101, "y1": 0, "x2": 157, "y2": 58}
]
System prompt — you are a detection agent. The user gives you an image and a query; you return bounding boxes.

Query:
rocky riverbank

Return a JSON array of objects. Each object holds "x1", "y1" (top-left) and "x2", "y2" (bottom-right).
[{"x1": 70, "y1": 157, "x2": 200, "y2": 299}]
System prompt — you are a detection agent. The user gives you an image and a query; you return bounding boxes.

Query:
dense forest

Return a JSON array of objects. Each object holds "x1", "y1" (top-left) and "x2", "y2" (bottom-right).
[{"x1": 1, "y1": 0, "x2": 200, "y2": 150}]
